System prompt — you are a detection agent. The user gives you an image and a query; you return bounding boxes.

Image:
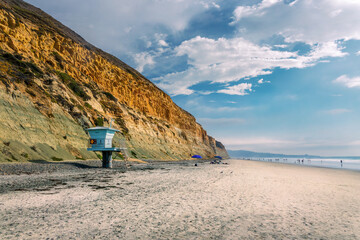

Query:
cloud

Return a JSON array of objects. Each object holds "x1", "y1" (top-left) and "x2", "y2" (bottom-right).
[
  {"x1": 134, "y1": 52, "x2": 155, "y2": 72},
  {"x1": 273, "y1": 44, "x2": 288, "y2": 48},
  {"x1": 155, "y1": 36, "x2": 346, "y2": 95},
  {"x1": 231, "y1": 0, "x2": 360, "y2": 44},
  {"x1": 334, "y1": 75, "x2": 360, "y2": 88},
  {"x1": 356, "y1": 51, "x2": 360, "y2": 56},
  {"x1": 27, "y1": 0, "x2": 357, "y2": 97},
  {"x1": 258, "y1": 78, "x2": 270, "y2": 84},
  {"x1": 200, "y1": 1, "x2": 220, "y2": 9},
  {"x1": 323, "y1": 109, "x2": 352, "y2": 115},
  {"x1": 25, "y1": 0, "x2": 221, "y2": 62},
  {"x1": 158, "y1": 40, "x2": 169, "y2": 47},
  {"x1": 197, "y1": 91, "x2": 214, "y2": 95},
  {"x1": 232, "y1": 0, "x2": 282, "y2": 22},
  {"x1": 218, "y1": 83, "x2": 252, "y2": 96}
]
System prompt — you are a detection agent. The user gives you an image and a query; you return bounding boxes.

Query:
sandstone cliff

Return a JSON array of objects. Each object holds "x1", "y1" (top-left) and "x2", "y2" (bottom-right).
[{"x1": 0, "y1": 0, "x2": 228, "y2": 162}]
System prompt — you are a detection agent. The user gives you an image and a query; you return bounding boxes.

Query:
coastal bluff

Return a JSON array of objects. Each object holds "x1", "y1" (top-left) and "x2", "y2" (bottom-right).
[{"x1": 0, "y1": 0, "x2": 228, "y2": 162}]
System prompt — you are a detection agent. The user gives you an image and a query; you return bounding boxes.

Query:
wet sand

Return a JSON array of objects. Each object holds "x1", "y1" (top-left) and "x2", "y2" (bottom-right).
[{"x1": 0, "y1": 159, "x2": 359, "y2": 239}]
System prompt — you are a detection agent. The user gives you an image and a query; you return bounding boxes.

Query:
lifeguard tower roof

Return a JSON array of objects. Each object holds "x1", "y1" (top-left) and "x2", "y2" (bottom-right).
[{"x1": 86, "y1": 127, "x2": 120, "y2": 131}]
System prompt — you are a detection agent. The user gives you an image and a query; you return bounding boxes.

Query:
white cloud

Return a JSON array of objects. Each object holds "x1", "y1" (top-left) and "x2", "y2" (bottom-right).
[
  {"x1": 232, "y1": 0, "x2": 282, "y2": 22},
  {"x1": 273, "y1": 44, "x2": 288, "y2": 48},
  {"x1": 258, "y1": 78, "x2": 270, "y2": 84},
  {"x1": 288, "y1": 0, "x2": 298, "y2": 7},
  {"x1": 231, "y1": 0, "x2": 360, "y2": 44},
  {"x1": 356, "y1": 51, "x2": 360, "y2": 56},
  {"x1": 156, "y1": 36, "x2": 346, "y2": 95},
  {"x1": 25, "y1": 0, "x2": 220, "y2": 59},
  {"x1": 197, "y1": 91, "x2": 214, "y2": 95},
  {"x1": 158, "y1": 40, "x2": 169, "y2": 47},
  {"x1": 27, "y1": 0, "x2": 358, "y2": 98},
  {"x1": 323, "y1": 109, "x2": 352, "y2": 115},
  {"x1": 134, "y1": 52, "x2": 155, "y2": 72},
  {"x1": 200, "y1": 1, "x2": 220, "y2": 9},
  {"x1": 218, "y1": 83, "x2": 252, "y2": 96},
  {"x1": 334, "y1": 75, "x2": 360, "y2": 88}
]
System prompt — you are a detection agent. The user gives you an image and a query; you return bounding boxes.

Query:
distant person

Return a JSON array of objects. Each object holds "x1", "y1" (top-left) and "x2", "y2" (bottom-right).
[{"x1": 340, "y1": 160, "x2": 343, "y2": 167}]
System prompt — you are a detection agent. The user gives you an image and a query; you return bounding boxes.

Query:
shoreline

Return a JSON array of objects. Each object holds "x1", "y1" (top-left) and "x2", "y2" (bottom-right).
[{"x1": 233, "y1": 158, "x2": 360, "y2": 173}]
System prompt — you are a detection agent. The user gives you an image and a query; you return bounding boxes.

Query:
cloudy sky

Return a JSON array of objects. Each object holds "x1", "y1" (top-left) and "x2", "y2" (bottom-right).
[{"x1": 26, "y1": 0, "x2": 360, "y2": 156}]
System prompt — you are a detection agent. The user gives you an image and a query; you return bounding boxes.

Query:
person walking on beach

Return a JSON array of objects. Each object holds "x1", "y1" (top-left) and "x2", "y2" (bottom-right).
[{"x1": 340, "y1": 160, "x2": 343, "y2": 167}]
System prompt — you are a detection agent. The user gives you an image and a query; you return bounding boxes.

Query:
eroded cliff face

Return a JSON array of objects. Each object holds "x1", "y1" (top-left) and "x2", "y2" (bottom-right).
[{"x1": 0, "y1": 0, "x2": 228, "y2": 162}]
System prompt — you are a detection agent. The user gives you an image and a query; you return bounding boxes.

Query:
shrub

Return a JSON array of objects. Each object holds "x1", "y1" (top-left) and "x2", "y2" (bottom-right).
[
  {"x1": 94, "y1": 117, "x2": 104, "y2": 126},
  {"x1": 51, "y1": 157, "x2": 63, "y2": 161},
  {"x1": 68, "y1": 81, "x2": 90, "y2": 100},
  {"x1": 56, "y1": 71, "x2": 72, "y2": 83},
  {"x1": 103, "y1": 91, "x2": 117, "y2": 102},
  {"x1": 115, "y1": 117, "x2": 129, "y2": 135},
  {"x1": 131, "y1": 150, "x2": 137, "y2": 157},
  {"x1": 1, "y1": 52, "x2": 43, "y2": 77},
  {"x1": 57, "y1": 71, "x2": 91, "y2": 101},
  {"x1": 84, "y1": 102, "x2": 93, "y2": 109},
  {"x1": 52, "y1": 51, "x2": 64, "y2": 63}
]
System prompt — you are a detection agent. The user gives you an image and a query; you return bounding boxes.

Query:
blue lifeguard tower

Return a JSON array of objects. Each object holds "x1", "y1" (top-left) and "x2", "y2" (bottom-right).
[{"x1": 86, "y1": 126, "x2": 123, "y2": 168}]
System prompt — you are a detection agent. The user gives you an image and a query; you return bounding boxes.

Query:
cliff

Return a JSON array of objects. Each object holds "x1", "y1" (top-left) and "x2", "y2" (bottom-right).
[{"x1": 0, "y1": 0, "x2": 228, "y2": 162}]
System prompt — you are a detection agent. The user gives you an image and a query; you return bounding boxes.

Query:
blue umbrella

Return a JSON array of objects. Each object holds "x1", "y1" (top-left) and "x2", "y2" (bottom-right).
[
  {"x1": 214, "y1": 156, "x2": 222, "y2": 159},
  {"x1": 192, "y1": 155, "x2": 202, "y2": 159}
]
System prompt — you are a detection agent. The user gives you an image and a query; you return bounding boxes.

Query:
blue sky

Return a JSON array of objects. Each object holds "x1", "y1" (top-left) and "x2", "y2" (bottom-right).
[{"x1": 26, "y1": 0, "x2": 360, "y2": 156}]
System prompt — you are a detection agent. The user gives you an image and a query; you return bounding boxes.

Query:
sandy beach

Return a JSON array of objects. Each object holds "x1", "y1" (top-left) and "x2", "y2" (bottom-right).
[{"x1": 0, "y1": 159, "x2": 359, "y2": 239}]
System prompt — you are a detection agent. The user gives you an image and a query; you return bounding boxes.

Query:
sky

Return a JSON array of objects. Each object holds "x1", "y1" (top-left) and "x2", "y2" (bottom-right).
[{"x1": 25, "y1": 0, "x2": 360, "y2": 156}]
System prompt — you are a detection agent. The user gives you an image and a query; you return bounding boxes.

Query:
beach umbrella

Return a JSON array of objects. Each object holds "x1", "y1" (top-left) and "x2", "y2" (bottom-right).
[
  {"x1": 214, "y1": 156, "x2": 222, "y2": 159},
  {"x1": 191, "y1": 155, "x2": 202, "y2": 159}
]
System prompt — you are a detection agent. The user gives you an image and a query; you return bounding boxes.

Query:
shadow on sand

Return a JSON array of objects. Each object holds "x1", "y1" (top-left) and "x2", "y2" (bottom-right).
[{"x1": 28, "y1": 160, "x2": 99, "y2": 169}]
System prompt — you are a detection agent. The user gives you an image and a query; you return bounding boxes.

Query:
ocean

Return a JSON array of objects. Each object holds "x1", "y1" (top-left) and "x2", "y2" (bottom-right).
[{"x1": 237, "y1": 157, "x2": 360, "y2": 171}]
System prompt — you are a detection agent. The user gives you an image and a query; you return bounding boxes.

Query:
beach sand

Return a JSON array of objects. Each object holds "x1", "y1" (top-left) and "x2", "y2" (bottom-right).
[{"x1": 0, "y1": 159, "x2": 359, "y2": 239}]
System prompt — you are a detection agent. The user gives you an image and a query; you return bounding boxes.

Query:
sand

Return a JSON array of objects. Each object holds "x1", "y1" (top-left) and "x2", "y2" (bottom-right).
[{"x1": 0, "y1": 159, "x2": 359, "y2": 239}]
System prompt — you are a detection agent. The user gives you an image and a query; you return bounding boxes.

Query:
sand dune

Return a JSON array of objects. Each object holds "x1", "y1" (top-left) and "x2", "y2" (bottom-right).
[{"x1": 0, "y1": 160, "x2": 359, "y2": 239}]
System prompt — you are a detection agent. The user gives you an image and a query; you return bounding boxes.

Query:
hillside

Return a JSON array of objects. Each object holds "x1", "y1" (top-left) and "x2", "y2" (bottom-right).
[{"x1": 0, "y1": 0, "x2": 228, "y2": 162}]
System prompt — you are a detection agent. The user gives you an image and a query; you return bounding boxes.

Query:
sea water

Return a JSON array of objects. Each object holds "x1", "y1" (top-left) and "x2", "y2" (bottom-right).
[{"x1": 239, "y1": 157, "x2": 360, "y2": 171}]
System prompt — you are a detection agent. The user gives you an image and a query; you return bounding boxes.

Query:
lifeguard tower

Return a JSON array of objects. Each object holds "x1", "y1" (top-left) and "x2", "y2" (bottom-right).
[{"x1": 86, "y1": 126, "x2": 125, "y2": 168}]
